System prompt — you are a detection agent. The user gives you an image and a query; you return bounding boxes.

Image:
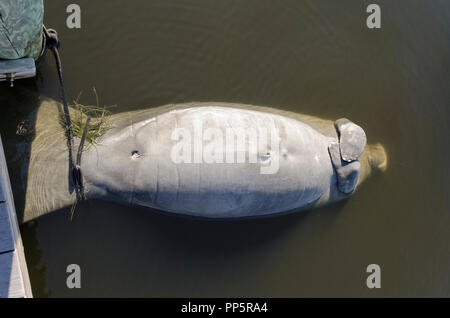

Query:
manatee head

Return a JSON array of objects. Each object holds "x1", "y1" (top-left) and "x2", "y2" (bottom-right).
[{"x1": 329, "y1": 118, "x2": 387, "y2": 197}]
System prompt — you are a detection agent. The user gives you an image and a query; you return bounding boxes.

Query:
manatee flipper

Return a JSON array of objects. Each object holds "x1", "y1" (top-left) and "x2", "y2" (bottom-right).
[
  {"x1": 335, "y1": 161, "x2": 360, "y2": 194},
  {"x1": 329, "y1": 119, "x2": 365, "y2": 191},
  {"x1": 328, "y1": 142, "x2": 341, "y2": 167},
  {"x1": 334, "y1": 118, "x2": 367, "y2": 162}
]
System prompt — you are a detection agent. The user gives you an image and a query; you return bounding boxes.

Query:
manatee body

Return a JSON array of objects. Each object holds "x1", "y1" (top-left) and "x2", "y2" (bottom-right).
[{"x1": 22, "y1": 100, "x2": 387, "y2": 221}]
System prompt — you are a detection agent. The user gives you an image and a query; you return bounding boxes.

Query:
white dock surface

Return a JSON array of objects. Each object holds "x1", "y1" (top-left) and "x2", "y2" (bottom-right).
[{"x1": 0, "y1": 135, "x2": 32, "y2": 298}]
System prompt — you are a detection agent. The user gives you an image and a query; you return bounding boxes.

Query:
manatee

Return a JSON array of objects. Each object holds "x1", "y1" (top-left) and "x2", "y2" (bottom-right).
[{"x1": 19, "y1": 99, "x2": 387, "y2": 222}]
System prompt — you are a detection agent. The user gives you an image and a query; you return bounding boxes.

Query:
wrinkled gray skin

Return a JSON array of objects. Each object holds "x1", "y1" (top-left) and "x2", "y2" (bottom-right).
[{"x1": 22, "y1": 99, "x2": 387, "y2": 222}]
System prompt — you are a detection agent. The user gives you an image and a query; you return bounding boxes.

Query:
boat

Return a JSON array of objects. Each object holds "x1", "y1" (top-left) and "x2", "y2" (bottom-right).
[{"x1": 0, "y1": 0, "x2": 45, "y2": 86}]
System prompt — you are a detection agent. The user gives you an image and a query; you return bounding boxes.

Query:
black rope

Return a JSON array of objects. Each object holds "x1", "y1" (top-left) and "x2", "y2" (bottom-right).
[
  {"x1": 75, "y1": 116, "x2": 91, "y2": 197},
  {"x1": 43, "y1": 26, "x2": 88, "y2": 216}
]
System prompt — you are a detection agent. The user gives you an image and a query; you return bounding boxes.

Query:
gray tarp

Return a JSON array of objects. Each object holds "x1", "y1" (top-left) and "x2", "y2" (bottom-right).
[{"x1": 0, "y1": 0, "x2": 44, "y2": 60}]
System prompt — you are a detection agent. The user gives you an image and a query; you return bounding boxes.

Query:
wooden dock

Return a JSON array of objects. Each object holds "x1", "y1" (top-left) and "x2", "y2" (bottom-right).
[{"x1": 0, "y1": 135, "x2": 32, "y2": 298}]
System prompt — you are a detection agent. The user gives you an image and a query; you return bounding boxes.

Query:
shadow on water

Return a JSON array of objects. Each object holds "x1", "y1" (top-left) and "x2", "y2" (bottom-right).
[
  {"x1": 0, "y1": 80, "x2": 40, "y2": 223},
  {"x1": 25, "y1": 199, "x2": 347, "y2": 297},
  {"x1": 19, "y1": 220, "x2": 51, "y2": 297},
  {"x1": 0, "y1": 79, "x2": 46, "y2": 296}
]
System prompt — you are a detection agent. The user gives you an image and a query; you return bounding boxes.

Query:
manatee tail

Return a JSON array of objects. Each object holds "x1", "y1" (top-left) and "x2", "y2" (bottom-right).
[{"x1": 366, "y1": 143, "x2": 387, "y2": 172}]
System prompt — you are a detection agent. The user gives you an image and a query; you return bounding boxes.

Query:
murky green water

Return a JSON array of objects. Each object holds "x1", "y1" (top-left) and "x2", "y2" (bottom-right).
[{"x1": 1, "y1": 0, "x2": 449, "y2": 297}]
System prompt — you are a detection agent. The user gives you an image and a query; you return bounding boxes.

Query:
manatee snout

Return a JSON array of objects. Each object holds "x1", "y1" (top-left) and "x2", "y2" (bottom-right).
[{"x1": 365, "y1": 143, "x2": 388, "y2": 172}]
